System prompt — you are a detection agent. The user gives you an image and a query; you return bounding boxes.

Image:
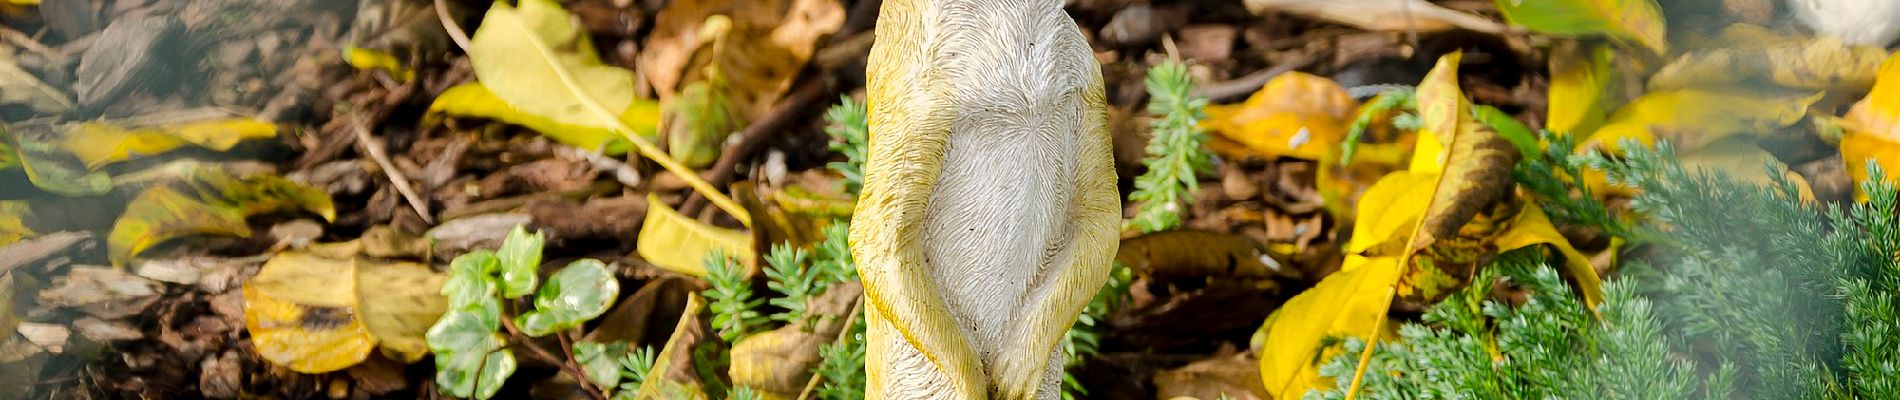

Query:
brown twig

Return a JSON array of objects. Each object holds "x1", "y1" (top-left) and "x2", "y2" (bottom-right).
[
  {"x1": 679, "y1": 80, "x2": 831, "y2": 216},
  {"x1": 1190, "y1": 59, "x2": 1316, "y2": 103},
  {"x1": 435, "y1": 0, "x2": 472, "y2": 53},
  {"x1": 348, "y1": 112, "x2": 435, "y2": 224},
  {"x1": 0, "y1": 25, "x2": 59, "y2": 61},
  {"x1": 795, "y1": 294, "x2": 865, "y2": 400},
  {"x1": 500, "y1": 309, "x2": 609, "y2": 400}
]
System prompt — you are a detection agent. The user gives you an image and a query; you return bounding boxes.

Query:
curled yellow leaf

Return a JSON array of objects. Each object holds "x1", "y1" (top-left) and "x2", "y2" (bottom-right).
[
  {"x1": 1493, "y1": 205, "x2": 1603, "y2": 307},
  {"x1": 636, "y1": 193, "x2": 754, "y2": 277},
  {"x1": 1255, "y1": 255, "x2": 1399, "y2": 399}
]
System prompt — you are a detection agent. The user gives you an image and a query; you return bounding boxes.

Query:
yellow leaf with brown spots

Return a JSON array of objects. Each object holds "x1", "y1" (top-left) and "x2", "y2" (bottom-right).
[
  {"x1": 1201, "y1": 72, "x2": 1358, "y2": 161},
  {"x1": 243, "y1": 250, "x2": 446, "y2": 372}
]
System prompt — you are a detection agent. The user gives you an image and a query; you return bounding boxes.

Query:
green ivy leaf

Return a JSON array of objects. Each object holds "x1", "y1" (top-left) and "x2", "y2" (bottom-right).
[
  {"x1": 497, "y1": 226, "x2": 544, "y2": 298},
  {"x1": 516, "y1": 259, "x2": 619, "y2": 336},
  {"x1": 575, "y1": 341, "x2": 627, "y2": 390},
  {"x1": 444, "y1": 250, "x2": 501, "y2": 308},
  {"x1": 427, "y1": 310, "x2": 515, "y2": 399}
]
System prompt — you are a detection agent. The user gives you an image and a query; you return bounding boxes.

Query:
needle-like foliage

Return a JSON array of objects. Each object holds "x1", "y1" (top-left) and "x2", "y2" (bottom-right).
[{"x1": 1125, "y1": 59, "x2": 1213, "y2": 233}]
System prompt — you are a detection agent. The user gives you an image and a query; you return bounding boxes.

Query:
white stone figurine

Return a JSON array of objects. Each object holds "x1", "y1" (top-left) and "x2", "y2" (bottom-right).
[
  {"x1": 1788, "y1": 0, "x2": 1900, "y2": 46},
  {"x1": 851, "y1": 0, "x2": 1121, "y2": 398}
]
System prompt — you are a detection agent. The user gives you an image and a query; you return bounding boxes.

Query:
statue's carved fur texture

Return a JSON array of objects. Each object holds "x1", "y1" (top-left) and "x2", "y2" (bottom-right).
[{"x1": 853, "y1": 0, "x2": 1118, "y2": 398}]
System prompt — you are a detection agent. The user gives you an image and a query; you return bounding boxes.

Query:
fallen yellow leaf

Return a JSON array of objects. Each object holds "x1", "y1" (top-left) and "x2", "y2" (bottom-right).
[
  {"x1": 1586, "y1": 88, "x2": 1823, "y2": 155},
  {"x1": 469, "y1": 0, "x2": 748, "y2": 225},
  {"x1": 107, "y1": 166, "x2": 334, "y2": 265},
  {"x1": 1494, "y1": 0, "x2": 1668, "y2": 54},
  {"x1": 636, "y1": 194, "x2": 754, "y2": 277},
  {"x1": 1202, "y1": 72, "x2": 1357, "y2": 161},
  {"x1": 427, "y1": 83, "x2": 659, "y2": 155},
  {"x1": 1255, "y1": 255, "x2": 1399, "y2": 399},
  {"x1": 342, "y1": 46, "x2": 415, "y2": 81},
  {"x1": 1843, "y1": 52, "x2": 1900, "y2": 199},
  {"x1": 1648, "y1": 36, "x2": 1887, "y2": 91},
  {"x1": 244, "y1": 250, "x2": 447, "y2": 372},
  {"x1": 62, "y1": 119, "x2": 277, "y2": 168},
  {"x1": 1492, "y1": 205, "x2": 1604, "y2": 307},
  {"x1": 1547, "y1": 43, "x2": 1616, "y2": 137}
]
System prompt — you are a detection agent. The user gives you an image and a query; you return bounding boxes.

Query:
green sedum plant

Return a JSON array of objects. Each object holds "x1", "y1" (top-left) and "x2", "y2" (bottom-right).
[
  {"x1": 824, "y1": 96, "x2": 870, "y2": 196},
  {"x1": 426, "y1": 226, "x2": 622, "y2": 399},
  {"x1": 704, "y1": 250, "x2": 767, "y2": 343},
  {"x1": 1125, "y1": 59, "x2": 1214, "y2": 233}
]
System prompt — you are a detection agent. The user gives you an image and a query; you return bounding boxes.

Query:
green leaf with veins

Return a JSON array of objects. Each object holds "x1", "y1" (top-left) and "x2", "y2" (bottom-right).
[
  {"x1": 497, "y1": 226, "x2": 545, "y2": 298},
  {"x1": 575, "y1": 341, "x2": 627, "y2": 390},
  {"x1": 516, "y1": 259, "x2": 619, "y2": 336},
  {"x1": 444, "y1": 250, "x2": 502, "y2": 307},
  {"x1": 427, "y1": 309, "x2": 516, "y2": 399}
]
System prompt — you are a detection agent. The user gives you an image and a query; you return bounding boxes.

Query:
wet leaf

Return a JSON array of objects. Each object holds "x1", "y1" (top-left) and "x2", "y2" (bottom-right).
[
  {"x1": 1495, "y1": 0, "x2": 1668, "y2": 54},
  {"x1": 427, "y1": 83, "x2": 659, "y2": 155},
  {"x1": 61, "y1": 119, "x2": 277, "y2": 168},
  {"x1": 1242, "y1": 0, "x2": 1504, "y2": 33},
  {"x1": 1202, "y1": 72, "x2": 1357, "y2": 161},
  {"x1": 428, "y1": 309, "x2": 515, "y2": 399},
  {"x1": 1254, "y1": 255, "x2": 1399, "y2": 399},
  {"x1": 108, "y1": 167, "x2": 334, "y2": 264},
  {"x1": 343, "y1": 46, "x2": 416, "y2": 81},
  {"x1": 1842, "y1": 53, "x2": 1900, "y2": 198},
  {"x1": 0, "y1": 48, "x2": 73, "y2": 113},
  {"x1": 496, "y1": 226, "x2": 544, "y2": 298},
  {"x1": 637, "y1": 194, "x2": 754, "y2": 277},
  {"x1": 1648, "y1": 36, "x2": 1888, "y2": 91},
  {"x1": 1586, "y1": 88, "x2": 1823, "y2": 155},
  {"x1": 11, "y1": 136, "x2": 110, "y2": 197},
  {"x1": 1546, "y1": 42, "x2": 1617, "y2": 137},
  {"x1": 516, "y1": 259, "x2": 619, "y2": 336},
  {"x1": 245, "y1": 251, "x2": 448, "y2": 372}
]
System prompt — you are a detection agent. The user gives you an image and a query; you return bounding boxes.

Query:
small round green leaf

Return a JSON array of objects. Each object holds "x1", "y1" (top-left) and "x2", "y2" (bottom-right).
[
  {"x1": 574, "y1": 341, "x2": 626, "y2": 389},
  {"x1": 434, "y1": 345, "x2": 515, "y2": 399},
  {"x1": 497, "y1": 226, "x2": 544, "y2": 298},
  {"x1": 515, "y1": 259, "x2": 619, "y2": 336},
  {"x1": 443, "y1": 251, "x2": 500, "y2": 308}
]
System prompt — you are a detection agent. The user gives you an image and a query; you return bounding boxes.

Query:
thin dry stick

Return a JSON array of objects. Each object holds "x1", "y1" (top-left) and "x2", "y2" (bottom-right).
[
  {"x1": 435, "y1": 0, "x2": 472, "y2": 53},
  {"x1": 795, "y1": 294, "x2": 865, "y2": 400},
  {"x1": 348, "y1": 112, "x2": 435, "y2": 224},
  {"x1": 501, "y1": 16, "x2": 753, "y2": 227},
  {"x1": 0, "y1": 25, "x2": 59, "y2": 60},
  {"x1": 499, "y1": 315, "x2": 609, "y2": 400}
]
